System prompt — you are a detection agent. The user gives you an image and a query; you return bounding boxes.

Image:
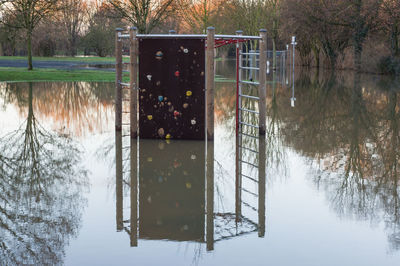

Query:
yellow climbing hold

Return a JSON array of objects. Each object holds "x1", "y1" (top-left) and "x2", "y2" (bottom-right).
[
  {"x1": 147, "y1": 115, "x2": 153, "y2": 120},
  {"x1": 186, "y1": 91, "x2": 192, "y2": 97},
  {"x1": 186, "y1": 182, "x2": 192, "y2": 189},
  {"x1": 166, "y1": 134, "x2": 172, "y2": 139}
]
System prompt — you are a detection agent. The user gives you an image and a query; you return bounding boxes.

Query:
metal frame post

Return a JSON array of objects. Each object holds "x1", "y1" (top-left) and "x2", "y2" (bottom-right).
[
  {"x1": 129, "y1": 27, "x2": 139, "y2": 247},
  {"x1": 235, "y1": 30, "x2": 243, "y2": 222},
  {"x1": 258, "y1": 29, "x2": 267, "y2": 135},
  {"x1": 291, "y1": 36, "x2": 297, "y2": 107},
  {"x1": 115, "y1": 28, "x2": 123, "y2": 131},
  {"x1": 206, "y1": 27, "x2": 215, "y2": 140},
  {"x1": 130, "y1": 27, "x2": 138, "y2": 138}
]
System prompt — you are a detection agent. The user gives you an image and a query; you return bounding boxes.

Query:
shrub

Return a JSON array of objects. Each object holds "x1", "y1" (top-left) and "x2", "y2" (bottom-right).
[{"x1": 378, "y1": 56, "x2": 400, "y2": 75}]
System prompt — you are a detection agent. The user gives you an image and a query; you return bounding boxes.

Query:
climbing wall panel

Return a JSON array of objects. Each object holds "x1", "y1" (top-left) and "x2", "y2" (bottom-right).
[{"x1": 139, "y1": 38, "x2": 205, "y2": 140}]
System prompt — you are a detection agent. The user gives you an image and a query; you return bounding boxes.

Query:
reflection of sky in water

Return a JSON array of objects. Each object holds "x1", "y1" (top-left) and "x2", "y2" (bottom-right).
[{"x1": 0, "y1": 66, "x2": 400, "y2": 265}]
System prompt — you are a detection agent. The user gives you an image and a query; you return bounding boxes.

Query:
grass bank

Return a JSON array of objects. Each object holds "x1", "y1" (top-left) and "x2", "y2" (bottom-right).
[
  {"x1": 0, "y1": 56, "x2": 129, "y2": 63},
  {"x1": 0, "y1": 67, "x2": 129, "y2": 82}
]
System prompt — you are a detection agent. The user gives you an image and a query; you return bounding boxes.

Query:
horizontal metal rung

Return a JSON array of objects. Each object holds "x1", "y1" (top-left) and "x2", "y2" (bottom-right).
[
  {"x1": 239, "y1": 108, "x2": 259, "y2": 114},
  {"x1": 122, "y1": 146, "x2": 130, "y2": 149},
  {"x1": 240, "y1": 66, "x2": 259, "y2": 70},
  {"x1": 239, "y1": 132, "x2": 259, "y2": 139},
  {"x1": 242, "y1": 201, "x2": 258, "y2": 212},
  {"x1": 240, "y1": 173, "x2": 258, "y2": 183},
  {"x1": 122, "y1": 134, "x2": 130, "y2": 137},
  {"x1": 242, "y1": 188, "x2": 258, "y2": 197},
  {"x1": 122, "y1": 123, "x2": 130, "y2": 125},
  {"x1": 240, "y1": 80, "x2": 260, "y2": 86},
  {"x1": 239, "y1": 160, "x2": 259, "y2": 168},
  {"x1": 239, "y1": 122, "x2": 259, "y2": 128},
  {"x1": 240, "y1": 52, "x2": 260, "y2": 56},
  {"x1": 239, "y1": 94, "x2": 259, "y2": 100},
  {"x1": 120, "y1": 82, "x2": 130, "y2": 87},
  {"x1": 239, "y1": 146, "x2": 258, "y2": 154}
]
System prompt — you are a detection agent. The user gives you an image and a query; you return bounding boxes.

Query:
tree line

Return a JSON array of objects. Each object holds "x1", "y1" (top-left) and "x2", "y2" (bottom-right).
[{"x1": 0, "y1": 0, "x2": 399, "y2": 74}]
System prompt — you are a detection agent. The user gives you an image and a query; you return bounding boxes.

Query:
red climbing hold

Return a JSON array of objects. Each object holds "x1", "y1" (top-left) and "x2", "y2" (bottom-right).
[{"x1": 174, "y1": 71, "x2": 180, "y2": 77}]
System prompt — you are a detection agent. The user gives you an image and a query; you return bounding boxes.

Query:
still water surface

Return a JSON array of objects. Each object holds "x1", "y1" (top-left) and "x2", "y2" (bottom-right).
[{"x1": 1, "y1": 62, "x2": 400, "y2": 265}]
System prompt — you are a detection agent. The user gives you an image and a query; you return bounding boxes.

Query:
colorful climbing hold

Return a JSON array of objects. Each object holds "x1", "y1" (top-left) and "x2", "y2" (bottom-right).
[
  {"x1": 156, "y1": 81, "x2": 161, "y2": 86},
  {"x1": 191, "y1": 119, "x2": 196, "y2": 125},
  {"x1": 174, "y1": 71, "x2": 180, "y2": 77},
  {"x1": 147, "y1": 115, "x2": 153, "y2": 120},
  {"x1": 147, "y1": 74, "x2": 152, "y2": 81},
  {"x1": 155, "y1": 51, "x2": 163, "y2": 60},
  {"x1": 166, "y1": 133, "x2": 171, "y2": 139},
  {"x1": 158, "y1": 95, "x2": 164, "y2": 102},
  {"x1": 158, "y1": 128, "x2": 165, "y2": 137},
  {"x1": 186, "y1": 182, "x2": 192, "y2": 189},
  {"x1": 186, "y1": 91, "x2": 192, "y2": 97},
  {"x1": 174, "y1": 111, "x2": 180, "y2": 117},
  {"x1": 183, "y1": 103, "x2": 189, "y2": 109},
  {"x1": 183, "y1": 48, "x2": 189, "y2": 53}
]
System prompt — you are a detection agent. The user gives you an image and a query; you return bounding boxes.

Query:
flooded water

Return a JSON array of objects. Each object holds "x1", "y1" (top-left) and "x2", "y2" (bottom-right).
[{"x1": 1, "y1": 62, "x2": 400, "y2": 265}]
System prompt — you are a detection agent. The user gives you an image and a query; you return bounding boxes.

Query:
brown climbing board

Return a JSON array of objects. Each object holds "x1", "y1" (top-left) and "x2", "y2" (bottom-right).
[{"x1": 139, "y1": 38, "x2": 205, "y2": 140}]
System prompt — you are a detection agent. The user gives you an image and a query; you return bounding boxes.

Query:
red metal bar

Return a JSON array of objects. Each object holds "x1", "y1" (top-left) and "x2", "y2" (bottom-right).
[{"x1": 206, "y1": 38, "x2": 249, "y2": 48}]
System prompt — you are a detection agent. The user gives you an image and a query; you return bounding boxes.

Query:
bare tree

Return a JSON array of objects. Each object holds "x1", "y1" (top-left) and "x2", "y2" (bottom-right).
[
  {"x1": 108, "y1": 0, "x2": 175, "y2": 33},
  {"x1": 178, "y1": 0, "x2": 221, "y2": 33},
  {"x1": 380, "y1": 0, "x2": 400, "y2": 56},
  {"x1": 0, "y1": 0, "x2": 59, "y2": 70},
  {"x1": 59, "y1": 0, "x2": 86, "y2": 56}
]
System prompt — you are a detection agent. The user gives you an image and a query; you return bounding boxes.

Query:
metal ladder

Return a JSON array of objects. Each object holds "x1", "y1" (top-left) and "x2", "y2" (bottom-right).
[{"x1": 235, "y1": 49, "x2": 261, "y2": 223}]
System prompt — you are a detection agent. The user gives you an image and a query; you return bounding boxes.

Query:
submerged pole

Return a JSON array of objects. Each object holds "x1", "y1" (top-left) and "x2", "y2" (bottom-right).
[
  {"x1": 206, "y1": 140, "x2": 214, "y2": 251},
  {"x1": 116, "y1": 131, "x2": 123, "y2": 231},
  {"x1": 130, "y1": 137, "x2": 138, "y2": 246},
  {"x1": 206, "y1": 27, "x2": 215, "y2": 140},
  {"x1": 115, "y1": 28, "x2": 123, "y2": 131},
  {"x1": 258, "y1": 29, "x2": 267, "y2": 135},
  {"x1": 258, "y1": 135, "x2": 266, "y2": 237}
]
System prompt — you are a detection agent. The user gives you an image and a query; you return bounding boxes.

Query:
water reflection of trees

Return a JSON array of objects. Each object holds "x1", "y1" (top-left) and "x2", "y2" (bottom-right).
[
  {"x1": 280, "y1": 71, "x2": 400, "y2": 252},
  {"x1": 0, "y1": 83, "x2": 88, "y2": 264},
  {"x1": 2, "y1": 82, "x2": 114, "y2": 137}
]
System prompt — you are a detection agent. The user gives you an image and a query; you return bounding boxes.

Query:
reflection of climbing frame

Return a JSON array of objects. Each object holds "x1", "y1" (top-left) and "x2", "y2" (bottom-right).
[{"x1": 114, "y1": 137, "x2": 266, "y2": 249}]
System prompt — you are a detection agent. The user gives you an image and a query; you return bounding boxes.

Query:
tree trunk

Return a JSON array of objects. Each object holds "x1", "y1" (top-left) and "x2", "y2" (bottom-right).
[
  {"x1": 353, "y1": 42, "x2": 362, "y2": 72},
  {"x1": 27, "y1": 30, "x2": 33, "y2": 70},
  {"x1": 272, "y1": 38, "x2": 276, "y2": 70},
  {"x1": 391, "y1": 24, "x2": 399, "y2": 57},
  {"x1": 312, "y1": 45, "x2": 320, "y2": 69}
]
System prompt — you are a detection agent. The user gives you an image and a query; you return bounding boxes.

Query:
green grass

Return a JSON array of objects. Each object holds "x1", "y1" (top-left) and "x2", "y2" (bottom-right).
[
  {"x1": 0, "y1": 67, "x2": 129, "y2": 82},
  {"x1": 0, "y1": 56, "x2": 129, "y2": 63}
]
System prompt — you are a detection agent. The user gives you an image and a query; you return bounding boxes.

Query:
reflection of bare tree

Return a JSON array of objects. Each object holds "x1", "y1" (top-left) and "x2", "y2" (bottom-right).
[
  {"x1": 4, "y1": 82, "x2": 114, "y2": 137},
  {"x1": 284, "y1": 71, "x2": 400, "y2": 252},
  {"x1": 265, "y1": 78, "x2": 288, "y2": 180},
  {"x1": 0, "y1": 83, "x2": 88, "y2": 264}
]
